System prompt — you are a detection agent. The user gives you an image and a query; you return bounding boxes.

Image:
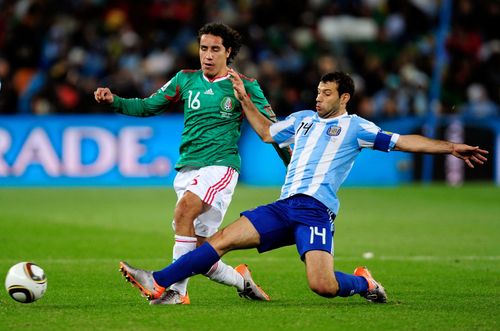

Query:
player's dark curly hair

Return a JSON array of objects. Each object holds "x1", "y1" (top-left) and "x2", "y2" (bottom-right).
[
  {"x1": 320, "y1": 72, "x2": 355, "y2": 97},
  {"x1": 198, "y1": 23, "x2": 242, "y2": 65}
]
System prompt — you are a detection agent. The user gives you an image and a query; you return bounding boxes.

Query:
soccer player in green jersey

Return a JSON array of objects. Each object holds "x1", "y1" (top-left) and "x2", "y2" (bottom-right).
[{"x1": 94, "y1": 23, "x2": 290, "y2": 304}]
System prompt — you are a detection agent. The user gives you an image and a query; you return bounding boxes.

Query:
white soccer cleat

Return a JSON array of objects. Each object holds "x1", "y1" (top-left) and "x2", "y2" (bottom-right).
[{"x1": 149, "y1": 289, "x2": 191, "y2": 305}]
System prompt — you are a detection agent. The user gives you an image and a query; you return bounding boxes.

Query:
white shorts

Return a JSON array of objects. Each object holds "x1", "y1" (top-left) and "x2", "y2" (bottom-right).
[{"x1": 172, "y1": 166, "x2": 239, "y2": 237}]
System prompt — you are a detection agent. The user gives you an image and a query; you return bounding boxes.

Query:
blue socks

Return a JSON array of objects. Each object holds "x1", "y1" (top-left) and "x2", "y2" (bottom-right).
[
  {"x1": 334, "y1": 271, "x2": 369, "y2": 297},
  {"x1": 153, "y1": 242, "x2": 220, "y2": 288}
]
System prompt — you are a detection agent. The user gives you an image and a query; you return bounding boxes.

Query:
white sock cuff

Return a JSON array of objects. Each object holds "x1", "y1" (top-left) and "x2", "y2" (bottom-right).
[{"x1": 174, "y1": 235, "x2": 197, "y2": 243}]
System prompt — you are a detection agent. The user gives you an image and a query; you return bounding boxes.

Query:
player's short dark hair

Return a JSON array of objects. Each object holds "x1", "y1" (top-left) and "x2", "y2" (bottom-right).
[
  {"x1": 198, "y1": 23, "x2": 242, "y2": 65},
  {"x1": 320, "y1": 72, "x2": 355, "y2": 97}
]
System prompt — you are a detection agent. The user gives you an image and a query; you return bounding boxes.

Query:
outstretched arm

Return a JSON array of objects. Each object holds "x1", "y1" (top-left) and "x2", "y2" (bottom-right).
[
  {"x1": 93, "y1": 85, "x2": 168, "y2": 117},
  {"x1": 395, "y1": 134, "x2": 488, "y2": 168},
  {"x1": 228, "y1": 68, "x2": 275, "y2": 143}
]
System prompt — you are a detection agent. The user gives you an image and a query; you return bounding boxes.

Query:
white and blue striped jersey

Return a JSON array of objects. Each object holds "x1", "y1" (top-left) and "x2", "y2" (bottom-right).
[{"x1": 269, "y1": 110, "x2": 400, "y2": 214}]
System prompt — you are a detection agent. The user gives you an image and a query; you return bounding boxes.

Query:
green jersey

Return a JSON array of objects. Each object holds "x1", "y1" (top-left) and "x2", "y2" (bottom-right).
[{"x1": 111, "y1": 69, "x2": 287, "y2": 172}]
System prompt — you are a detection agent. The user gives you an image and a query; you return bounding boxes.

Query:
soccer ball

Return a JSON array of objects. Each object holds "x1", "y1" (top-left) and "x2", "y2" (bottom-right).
[{"x1": 5, "y1": 262, "x2": 47, "y2": 303}]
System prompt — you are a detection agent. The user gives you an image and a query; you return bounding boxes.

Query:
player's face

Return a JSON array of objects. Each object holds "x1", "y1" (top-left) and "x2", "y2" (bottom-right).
[
  {"x1": 315, "y1": 81, "x2": 348, "y2": 119},
  {"x1": 199, "y1": 34, "x2": 231, "y2": 79}
]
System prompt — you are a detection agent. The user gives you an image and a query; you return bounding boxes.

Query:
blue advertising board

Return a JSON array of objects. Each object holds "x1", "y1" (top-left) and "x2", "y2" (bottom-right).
[
  {"x1": 6, "y1": 114, "x2": 496, "y2": 187},
  {"x1": 0, "y1": 115, "x2": 182, "y2": 186}
]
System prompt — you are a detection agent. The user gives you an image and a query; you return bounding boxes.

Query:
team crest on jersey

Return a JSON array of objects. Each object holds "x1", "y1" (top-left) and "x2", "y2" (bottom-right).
[
  {"x1": 221, "y1": 97, "x2": 234, "y2": 111},
  {"x1": 327, "y1": 126, "x2": 342, "y2": 136},
  {"x1": 220, "y1": 97, "x2": 235, "y2": 118}
]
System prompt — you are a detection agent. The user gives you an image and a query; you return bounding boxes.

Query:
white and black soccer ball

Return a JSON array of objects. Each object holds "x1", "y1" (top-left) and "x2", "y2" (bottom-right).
[{"x1": 5, "y1": 262, "x2": 47, "y2": 303}]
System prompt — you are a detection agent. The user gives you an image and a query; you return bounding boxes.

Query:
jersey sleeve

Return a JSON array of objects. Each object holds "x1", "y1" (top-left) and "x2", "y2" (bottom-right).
[
  {"x1": 111, "y1": 72, "x2": 182, "y2": 117},
  {"x1": 356, "y1": 117, "x2": 400, "y2": 152},
  {"x1": 270, "y1": 114, "x2": 297, "y2": 148}
]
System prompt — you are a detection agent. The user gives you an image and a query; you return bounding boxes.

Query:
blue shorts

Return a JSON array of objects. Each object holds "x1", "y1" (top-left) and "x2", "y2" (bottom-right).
[{"x1": 241, "y1": 194, "x2": 336, "y2": 259}]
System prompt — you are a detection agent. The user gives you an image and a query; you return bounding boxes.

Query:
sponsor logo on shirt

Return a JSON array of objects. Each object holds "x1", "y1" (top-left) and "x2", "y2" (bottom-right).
[
  {"x1": 327, "y1": 126, "x2": 342, "y2": 136},
  {"x1": 204, "y1": 88, "x2": 214, "y2": 95}
]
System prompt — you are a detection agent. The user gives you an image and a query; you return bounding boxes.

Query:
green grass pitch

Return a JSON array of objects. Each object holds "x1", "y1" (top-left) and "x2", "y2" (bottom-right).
[{"x1": 0, "y1": 185, "x2": 498, "y2": 330}]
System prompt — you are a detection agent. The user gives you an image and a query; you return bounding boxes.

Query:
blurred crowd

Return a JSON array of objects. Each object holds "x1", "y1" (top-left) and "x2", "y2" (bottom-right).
[{"x1": 0, "y1": 0, "x2": 498, "y2": 119}]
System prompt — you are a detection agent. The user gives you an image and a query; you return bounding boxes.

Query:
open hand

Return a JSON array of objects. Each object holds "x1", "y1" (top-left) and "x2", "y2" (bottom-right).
[{"x1": 452, "y1": 144, "x2": 488, "y2": 168}]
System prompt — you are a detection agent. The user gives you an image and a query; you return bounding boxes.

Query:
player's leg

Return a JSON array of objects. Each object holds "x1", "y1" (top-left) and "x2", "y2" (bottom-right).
[
  {"x1": 289, "y1": 194, "x2": 368, "y2": 299},
  {"x1": 121, "y1": 215, "x2": 262, "y2": 303},
  {"x1": 159, "y1": 190, "x2": 203, "y2": 304},
  {"x1": 167, "y1": 168, "x2": 206, "y2": 300},
  {"x1": 120, "y1": 200, "x2": 289, "y2": 303},
  {"x1": 303, "y1": 249, "x2": 386, "y2": 302},
  {"x1": 156, "y1": 216, "x2": 271, "y2": 302},
  {"x1": 296, "y1": 222, "x2": 348, "y2": 297},
  {"x1": 170, "y1": 166, "x2": 238, "y2": 293},
  {"x1": 208, "y1": 215, "x2": 262, "y2": 253},
  {"x1": 194, "y1": 210, "x2": 249, "y2": 296},
  {"x1": 150, "y1": 216, "x2": 261, "y2": 291},
  {"x1": 303, "y1": 250, "x2": 338, "y2": 297},
  {"x1": 187, "y1": 166, "x2": 258, "y2": 296},
  {"x1": 150, "y1": 199, "x2": 291, "y2": 303},
  {"x1": 118, "y1": 170, "x2": 204, "y2": 304},
  {"x1": 168, "y1": 166, "x2": 254, "y2": 302},
  {"x1": 303, "y1": 250, "x2": 369, "y2": 298},
  {"x1": 292, "y1": 195, "x2": 386, "y2": 302}
]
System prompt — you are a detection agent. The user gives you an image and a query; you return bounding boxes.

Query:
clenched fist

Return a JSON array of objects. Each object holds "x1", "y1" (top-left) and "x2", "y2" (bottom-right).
[{"x1": 94, "y1": 87, "x2": 114, "y2": 104}]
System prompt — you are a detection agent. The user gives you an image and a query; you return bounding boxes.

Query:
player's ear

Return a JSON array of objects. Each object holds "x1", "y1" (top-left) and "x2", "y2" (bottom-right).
[{"x1": 340, "y1": 93, "x2": 350, "y2": 104}]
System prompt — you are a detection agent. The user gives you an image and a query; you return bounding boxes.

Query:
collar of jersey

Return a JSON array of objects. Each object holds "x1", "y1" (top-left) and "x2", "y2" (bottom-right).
[
  {"x1": 314, "y1": 112, "x2": 349, "y2": 123},
  {"x1": 203, "y1": 72, "x2": 230, "y2": 83}
]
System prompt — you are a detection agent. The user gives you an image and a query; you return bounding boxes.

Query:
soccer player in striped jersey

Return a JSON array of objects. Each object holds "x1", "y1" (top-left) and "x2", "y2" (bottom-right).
[
  {"x1": 95, "y1": 23, "x2": 289, "y2": 304},
  {"x1": 118, "y1": 71, "x2": 488, "y2": 304}
]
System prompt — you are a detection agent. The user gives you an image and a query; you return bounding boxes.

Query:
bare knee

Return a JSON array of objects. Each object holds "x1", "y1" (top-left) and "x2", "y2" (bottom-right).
[
  {"x1": 304, "y1": 251, "x2": 339, "y2": 298},
  {"x1": 309, "y1": 279, "x2": 339, "y2": 298},
  {"x1": 174, "y1": 192, "x2": 204, "y2": 234},
  {"x1": 175, "y1": 193, "x2": 203, "y2": 220}
]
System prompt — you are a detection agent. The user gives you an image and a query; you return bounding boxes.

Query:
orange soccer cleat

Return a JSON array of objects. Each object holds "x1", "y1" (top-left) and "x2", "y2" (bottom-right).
[
  {"x1": 119, "y1": 261, "x2": 165, "y2": 300},
  {"x1": 354, "y1": 266, "x2": 387, "y2": 303},
  {"x1": 235, "y1": 264, "x2": 270, "y2": 301}
]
